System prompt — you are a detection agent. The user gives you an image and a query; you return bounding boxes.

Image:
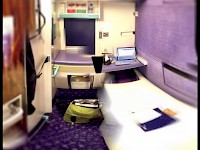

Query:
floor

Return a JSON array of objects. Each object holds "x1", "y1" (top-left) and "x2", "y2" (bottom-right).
[
  {"x1": 14, "y1": 69, "x2": 139, "y2": 150},
  {"x1": 15, "y1": 89, "x2": 109, "y2": 150}
]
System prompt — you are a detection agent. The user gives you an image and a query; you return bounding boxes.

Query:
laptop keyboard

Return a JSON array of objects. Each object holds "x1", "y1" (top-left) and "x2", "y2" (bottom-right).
[{"x1": 115, "y1": 59, "x2": 137, "y2": 66}]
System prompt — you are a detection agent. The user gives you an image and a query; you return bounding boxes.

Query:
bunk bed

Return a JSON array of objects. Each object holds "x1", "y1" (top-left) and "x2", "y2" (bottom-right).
[{"x1": 98, "y1": 70, "x2": 197, "y2": 150}]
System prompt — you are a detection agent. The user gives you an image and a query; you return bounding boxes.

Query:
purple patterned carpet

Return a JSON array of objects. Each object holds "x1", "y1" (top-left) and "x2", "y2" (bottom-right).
[{"x1": 16, "y1": 89, "x2": 109, "y2": 150}]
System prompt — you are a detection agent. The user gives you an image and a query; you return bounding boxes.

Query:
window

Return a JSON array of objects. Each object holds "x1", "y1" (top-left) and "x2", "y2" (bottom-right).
[{"x1": 64, "y1": 18, "x2": 95, "y2": 54}]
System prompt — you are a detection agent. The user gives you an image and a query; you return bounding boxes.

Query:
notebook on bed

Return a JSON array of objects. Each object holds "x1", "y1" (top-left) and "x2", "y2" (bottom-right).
[
  {"x1": 133, "y1": 108, "x2": 177, "y2": 131},
  {"x1": 115, "y1": 47, "x2": 137, "y2": 66}
]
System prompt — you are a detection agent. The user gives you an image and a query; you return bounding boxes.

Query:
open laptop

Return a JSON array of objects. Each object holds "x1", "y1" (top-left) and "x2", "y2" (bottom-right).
[{"x1": 115, "y1": 47, "x2": 137, "y2": 66}]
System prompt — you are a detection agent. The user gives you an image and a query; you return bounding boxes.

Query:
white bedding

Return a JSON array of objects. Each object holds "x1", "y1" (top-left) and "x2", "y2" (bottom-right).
[{"x1": 99, "y1": 70, "x2": 197, "y2": 150}]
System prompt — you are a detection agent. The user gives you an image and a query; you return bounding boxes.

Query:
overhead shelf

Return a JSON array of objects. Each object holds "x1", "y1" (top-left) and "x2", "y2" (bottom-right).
[{"x1": 57, "y1": 1, "x2": 100, "y2": 19}]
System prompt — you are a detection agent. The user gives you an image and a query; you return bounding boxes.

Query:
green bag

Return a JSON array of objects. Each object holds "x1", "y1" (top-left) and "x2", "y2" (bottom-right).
[{"x1": 63, "y1": 102, "x2": 102, "y2": 124}]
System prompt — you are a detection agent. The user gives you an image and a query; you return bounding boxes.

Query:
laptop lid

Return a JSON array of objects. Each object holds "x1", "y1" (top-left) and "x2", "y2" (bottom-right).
[{"x1": 117, "y1": 47, "x2": 136, "y2": 61}]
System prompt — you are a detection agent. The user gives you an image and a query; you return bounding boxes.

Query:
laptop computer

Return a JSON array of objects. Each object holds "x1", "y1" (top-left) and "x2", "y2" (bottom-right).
[{"x1": 115, "y1": 47, "x2": 137, "y2": 66}]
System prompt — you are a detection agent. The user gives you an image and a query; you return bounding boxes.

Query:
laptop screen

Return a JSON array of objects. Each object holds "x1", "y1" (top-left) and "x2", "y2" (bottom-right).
[{"x1": 117, "y1": 47, "x2": 136, "y2": 61}]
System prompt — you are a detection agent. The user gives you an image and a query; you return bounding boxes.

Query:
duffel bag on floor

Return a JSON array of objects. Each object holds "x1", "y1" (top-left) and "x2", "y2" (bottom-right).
[{"x1": 63, "y1": 101, "x2": 102, "y2": 124}]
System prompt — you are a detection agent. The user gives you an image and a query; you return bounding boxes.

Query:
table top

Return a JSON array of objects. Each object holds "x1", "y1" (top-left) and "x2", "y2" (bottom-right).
[{"x1": 52, "y1": 50, "x2": 147, "y2": 73}]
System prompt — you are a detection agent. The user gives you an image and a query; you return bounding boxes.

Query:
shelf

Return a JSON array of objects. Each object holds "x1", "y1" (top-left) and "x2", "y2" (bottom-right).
[
  {"x1": 102, "y1": 58, "x2": 147, "y2": 73},
  {"x1": 59, "y1": 13, "x2": 100, "y2": 19},
  {"x1": 57, "y1": 1, "x2": 100, "y2": 19},
  {"x1": 52, "y1": 50, "x2": 148, "y2": 74},
  {"x1": 92, "y1": 56, "x2": 148, "y2": 73}
]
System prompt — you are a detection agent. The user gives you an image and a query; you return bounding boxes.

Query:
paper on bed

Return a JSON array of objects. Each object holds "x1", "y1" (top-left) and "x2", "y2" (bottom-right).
[{"x1": 132, "y1": 108, "x2": 161, "y2": 124}]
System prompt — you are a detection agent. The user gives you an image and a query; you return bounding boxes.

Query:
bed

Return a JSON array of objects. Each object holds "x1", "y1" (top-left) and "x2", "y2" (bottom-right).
[{"x1": 98, "y1": 69, "x2": 197, "y2": 150}]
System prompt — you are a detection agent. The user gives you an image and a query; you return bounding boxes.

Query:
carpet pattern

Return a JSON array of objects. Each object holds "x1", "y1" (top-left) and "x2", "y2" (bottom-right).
[{"x1": 15, "y1": 89, "x2": 109, "y2": 150}]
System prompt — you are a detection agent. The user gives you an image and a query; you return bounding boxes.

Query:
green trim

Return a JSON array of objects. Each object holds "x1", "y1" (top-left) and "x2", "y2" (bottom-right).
[
  {"x1": 59, "y1": 13, "x2": 100, "y2": 19},
  {"x1": 52, "y1": 65, "x2": 60, "y2": 78},
  {"x1": 76, "y1": 9, "x2": 87, "y2": 13}
]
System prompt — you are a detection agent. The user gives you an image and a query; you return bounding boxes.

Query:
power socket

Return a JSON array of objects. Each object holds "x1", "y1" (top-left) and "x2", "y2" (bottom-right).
[{"x1": 103, "y1": 32, "x2": 109, "y2": 37}]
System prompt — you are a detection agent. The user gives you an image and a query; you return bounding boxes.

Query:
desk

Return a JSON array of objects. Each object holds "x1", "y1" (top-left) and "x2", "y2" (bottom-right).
[
  {"x1": 102, "y1": 56, "x2": 147, "y2": 73},
  {"x1": 52, "y1": 50, "x2": 148, "y2": 74},
  {"x1": 52, "y1": 50, "x2": 148, "y2": 89}
]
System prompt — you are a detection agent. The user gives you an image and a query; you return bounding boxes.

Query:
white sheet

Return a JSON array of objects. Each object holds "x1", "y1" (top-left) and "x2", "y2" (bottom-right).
[{"x1": 99, "y1": 70, "x2": 197, "y2": 150}]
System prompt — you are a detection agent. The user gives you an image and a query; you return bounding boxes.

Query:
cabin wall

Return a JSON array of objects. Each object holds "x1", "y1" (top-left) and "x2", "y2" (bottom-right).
[
  {"x1": 54, "y1": 1, "x2": 135, "y2": 55},
  {"x1": 135, "y1": 0, "x2": 197, "y2": 106},
  {"x1": 97, "y1": 1, "x2": 135, "y2": 55},
  {"x1": 28, "y1": 0, "x2": 52, "y2": 132}
]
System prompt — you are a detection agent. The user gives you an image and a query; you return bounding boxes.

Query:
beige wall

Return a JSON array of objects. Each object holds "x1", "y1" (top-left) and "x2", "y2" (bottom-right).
[
  {"x1": 96, "y1": 1, "x2": 135, "y2": 55},
  {"x1": 28, "y1": 0, "x2": 52, "y2": 132},
  {"x1": 56, "y1": 1, "x2": 135, "y2": 56}
]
